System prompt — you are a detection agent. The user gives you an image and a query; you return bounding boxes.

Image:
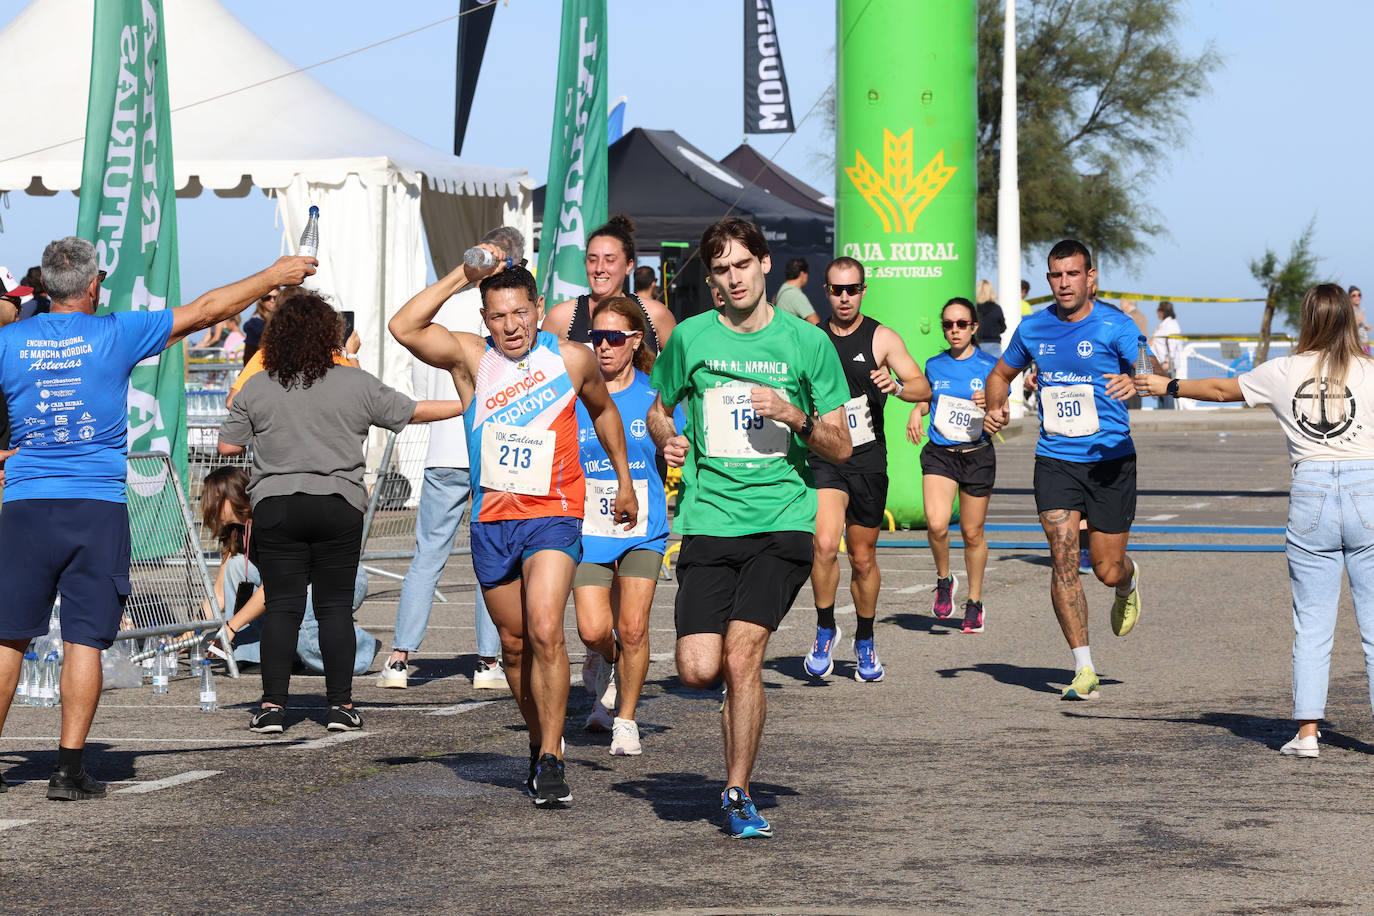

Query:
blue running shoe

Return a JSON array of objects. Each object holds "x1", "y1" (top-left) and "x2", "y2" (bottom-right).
[
  {"x1": 722, "y1": 786, "x2": 772, "y2": 839},
  {"x1": 853, "y1": 637, "x2": 884, "y2": 682},
  {"x1": 804, "y1": 625, "x2": 840, "y2": 678}
]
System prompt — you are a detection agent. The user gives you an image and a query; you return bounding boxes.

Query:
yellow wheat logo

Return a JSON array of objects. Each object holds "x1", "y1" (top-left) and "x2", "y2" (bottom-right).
[{"x1": 845, "y1": 128, "x2": 957, "y2": 233}]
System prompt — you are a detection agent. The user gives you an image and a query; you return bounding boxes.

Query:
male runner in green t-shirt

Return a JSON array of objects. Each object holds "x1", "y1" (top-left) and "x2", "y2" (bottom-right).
[{"x1": 648, "y1": 217, "x2": 852, "y2": 839}]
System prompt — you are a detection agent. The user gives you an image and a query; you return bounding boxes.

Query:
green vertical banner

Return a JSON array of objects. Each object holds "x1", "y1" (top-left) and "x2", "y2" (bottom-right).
[
  {"x1": 836, "y1": 0, "x2": 977, "y2": 527},
  {"x1": 76, "y1": 0, "x2": 186, "y2": 549},
  {"x1": 536, "y1": 0, "x2": 608, "y2": 303}
]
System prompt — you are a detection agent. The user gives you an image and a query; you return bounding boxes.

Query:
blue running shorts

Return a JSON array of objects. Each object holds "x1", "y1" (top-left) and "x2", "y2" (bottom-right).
[{"x1": 471, "y1": 516, "x2": 583, "y2": 589}]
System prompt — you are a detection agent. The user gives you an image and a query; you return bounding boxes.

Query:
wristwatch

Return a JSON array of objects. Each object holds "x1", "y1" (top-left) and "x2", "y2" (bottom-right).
[
  {"x1": 797, "y1": 413, "x2": 815, "y2": 438},
  {"x1": 1166, "y1": 378, "x2": 1180, "y2": 397}
]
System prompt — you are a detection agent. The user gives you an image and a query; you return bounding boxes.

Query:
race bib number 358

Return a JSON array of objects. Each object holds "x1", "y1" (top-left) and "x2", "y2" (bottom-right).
[
  {"x1": 480, "y1": 423, "x2": 556, "y2": 495},
  {"x1": 703, "y1": 385, "x2": 791, "y2": 459},
  {"x1": 583, "y1": 478, "x2": 650, "y2": 538}
]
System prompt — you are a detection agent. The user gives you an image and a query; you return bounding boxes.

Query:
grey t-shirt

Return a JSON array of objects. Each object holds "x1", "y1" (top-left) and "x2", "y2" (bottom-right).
[
  {"x1": 220, "y1": 364, "x2": 416, "y2": 513},
  {"x1": 774, "y1": 283, "x2": 816, "y2": 320}
]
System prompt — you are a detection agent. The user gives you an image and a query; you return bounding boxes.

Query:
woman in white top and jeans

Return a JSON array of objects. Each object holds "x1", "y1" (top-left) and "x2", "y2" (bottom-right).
[
  {"x1": 1149, "y1": 301, "x2": 1183, "y2": 409},
  {"x1": 1136, "y1": 284, "x2": 1374, "y2": 758}
]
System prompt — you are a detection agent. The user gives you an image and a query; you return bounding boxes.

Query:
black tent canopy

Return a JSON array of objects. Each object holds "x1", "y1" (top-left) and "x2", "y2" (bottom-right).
[
  {"x1": 720, "y1": 142, "x2": 834, "y2": 216},
  {"x1": 534, "y1": 128, "x2": 833, "y2": 319}
]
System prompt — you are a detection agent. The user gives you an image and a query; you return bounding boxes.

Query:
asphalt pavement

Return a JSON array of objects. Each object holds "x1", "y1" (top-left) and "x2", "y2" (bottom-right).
[{"x1": 4, "y1": 409, "x2": 1373, "y2": 915}]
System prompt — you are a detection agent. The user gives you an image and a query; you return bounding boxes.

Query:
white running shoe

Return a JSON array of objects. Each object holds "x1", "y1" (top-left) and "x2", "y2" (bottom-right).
[
  {"x1": 1280, "y1": 732, "x2": 1320, "y2": 758},
  {"x1": 581, "y1": 652, "x2": 602, "y2": 695},
  {"x1": 610, "y1": 717, "x2": 642, "y2": 756},
  {"x1": 376, "y1": 657, "x2": 408, "y2": 689},
  {"x1": 594, "y1": 653, "x2": 617, "y2": 710},
  {"x1": 585, "y1": 698, "x2": 615, "y2": 732},
  {"x1": 472, "y1": 658, "x2": 507, "y2": 690}
]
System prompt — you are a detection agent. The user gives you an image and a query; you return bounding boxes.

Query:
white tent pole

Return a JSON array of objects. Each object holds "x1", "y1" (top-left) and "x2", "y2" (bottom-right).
[
  {"x1": 376, "y1": 183, "x2": 388, "y2": 380},
  {"x1": 996, "y1": 0, "x2": 1024, "y2": 418}
]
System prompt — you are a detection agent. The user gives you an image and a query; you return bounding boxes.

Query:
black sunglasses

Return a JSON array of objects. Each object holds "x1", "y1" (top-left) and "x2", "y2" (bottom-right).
[
  {"x1": 942, "y1": 319, "x2": 974, "y2": 330},
  {"x1": 825, "y1": 283, "x2": 866, "y2": 296},
  {"x1": 97, "y1": 270, "x2": 107, "y2": 283},
  {"x1": 589, "y1": 329, "x2": 639, "y2": 347}
]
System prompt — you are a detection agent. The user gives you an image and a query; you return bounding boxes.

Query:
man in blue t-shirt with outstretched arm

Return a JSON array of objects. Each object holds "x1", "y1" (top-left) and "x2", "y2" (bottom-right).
[
  {"x1": 0, "y1": 236, "x2": 315, "y2": 801},
  {"x1": 983, "y1": 239, "x2": 1158, "y2": 702}
]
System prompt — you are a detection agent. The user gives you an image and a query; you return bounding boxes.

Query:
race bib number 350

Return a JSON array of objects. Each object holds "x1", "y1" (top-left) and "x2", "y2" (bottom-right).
[
  {"x1": 583, "y1": 478, "x2": 650, "y2": 538},
  {"x1": 933, "y1": 394, "x2": 984, "y2": 443},
  {"x1": 703, "y1": 385, "x2": 791, "y2": 459},
  {"x1": 480, "y1": 423, "x2": 556, "y2": 495},
  {"x1": 1041, "y1": 384, "x2": 1100, "y2": 437}
]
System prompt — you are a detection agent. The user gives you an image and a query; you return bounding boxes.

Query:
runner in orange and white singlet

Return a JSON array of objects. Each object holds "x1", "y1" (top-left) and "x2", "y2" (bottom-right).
[{"x1": 390, "y1": 258, "x2": 637, "y2": 809}]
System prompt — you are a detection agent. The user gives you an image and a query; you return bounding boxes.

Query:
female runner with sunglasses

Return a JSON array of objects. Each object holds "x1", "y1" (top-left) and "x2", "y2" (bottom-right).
[
  {"x1": 572, "y1": 298, "x2": 671, "y2": 755},
  {"x1": 909, "y1": 297, "x2": 1000, "y2": 633}
]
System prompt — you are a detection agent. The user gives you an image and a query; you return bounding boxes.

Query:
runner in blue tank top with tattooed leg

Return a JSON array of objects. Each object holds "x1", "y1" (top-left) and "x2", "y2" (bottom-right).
[
  {"x1": 984, "y1": 240, "x2": 1158, "y2": 701},
  {"x1": 573, "y1": 299, "x2": 670, "y2": 755},
  {"x1": 909, "y1": 298, "x2": 1001, "y2": 633}
]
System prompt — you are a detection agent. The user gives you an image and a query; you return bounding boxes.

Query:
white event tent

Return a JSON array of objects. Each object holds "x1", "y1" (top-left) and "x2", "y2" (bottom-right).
[{"x1": 0, "y1": 0, "x2": 533, "y2": 392}]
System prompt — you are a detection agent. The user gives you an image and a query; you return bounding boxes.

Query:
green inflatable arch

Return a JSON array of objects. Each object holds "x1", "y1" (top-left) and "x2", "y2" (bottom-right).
[{"x1": 835, "y1": 0, "x2": 978, "y2": 528}]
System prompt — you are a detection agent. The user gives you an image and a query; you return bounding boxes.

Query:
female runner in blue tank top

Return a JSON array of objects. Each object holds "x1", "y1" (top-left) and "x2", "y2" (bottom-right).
[
  {"x1": 909, "y1": 297, "x2": 1001, "y2": 634},
  {"x1": 572, "y1": 297, "x2": 670, "y2": 756}
]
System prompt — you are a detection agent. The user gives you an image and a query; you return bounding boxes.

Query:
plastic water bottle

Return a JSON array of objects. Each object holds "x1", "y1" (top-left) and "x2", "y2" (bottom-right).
[
  {"x1": 463, "y1": 246, "x2": 514, "y2": 271},
  {"x1": 17, "y1": 645, "x2": 37, "y2": 705},
  {"x1": 142, "y1": 637, "x2": 156, "y2": 678},
  {"x1": 298, "y1": 206, "x2": 320, "y2": 259},
  {"x1": 37, "y1": 650, "x2": 59, "y2": 707},
  {"x1": 1133, "y1": 335, "x2": 1152, "y2": 377},
  {"x1": 198, "y1": 658, "x2": 217, "y2": 712},
  {"x1": 152, "y1": 640, "x2": 170, "y2": 695}
]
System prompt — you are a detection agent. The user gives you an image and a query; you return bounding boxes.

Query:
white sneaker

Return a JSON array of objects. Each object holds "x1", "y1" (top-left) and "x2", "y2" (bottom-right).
[
  {"x1": 585, "y1": 698, "x2": 615, "y2": 732},
  {"x1": 472, "y1": 658, "x2": 507, "y2": 690},
  {"x1": 376, "y1": 657, "x2": 408, "y2": 688},
  {"x1": 581, "y1": 652, "x2": 602, "y2": 696},
  {"x1": 610, "y1": 717, "x2": 642, "y2": 756},
  {"x1": 1280, "y1": 732, "x2": 1320, "y2": 758},
  {"x1": 594, "y1": 654, "x2": 617, "y2": 710}
]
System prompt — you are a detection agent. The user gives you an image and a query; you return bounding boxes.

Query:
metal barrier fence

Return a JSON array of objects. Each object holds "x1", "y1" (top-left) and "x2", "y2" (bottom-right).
[
  {"x1": 359, "y1": 425, "x2": 472, "y2": 564},
  {"x1": 1172, "y1": 336, "x2": 1295, "y2": 410},
  {"x1": 122, "y1": 452, "x2": 237, "y2": 678}
]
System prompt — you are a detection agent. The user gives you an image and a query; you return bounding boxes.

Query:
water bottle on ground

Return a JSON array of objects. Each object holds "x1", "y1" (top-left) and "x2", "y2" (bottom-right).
[
  {"x1": 142, "y1": 637, "x2": 156, "y2": 679},
  {"x1": 152, "y1": 640, "x2": 170, "y2": 695},
  {"x1": 298, "y1": 206, "x2": 320, "y2": 259},
  {"x1": 1134, "y1": 335, "x2": 1152, "y2": 377},
  {"x1": 37, "y1": 650, "x2": 59, "y2": 707},
  {"x1": 198, "y1": 658, "x2": 218, "y2": 712},
  {"x1": 17, "y1": 644, "x2": 37, "y2": 706},
  {"x1": 463, "y1": 246, "x2": 514, "y2": 272}
]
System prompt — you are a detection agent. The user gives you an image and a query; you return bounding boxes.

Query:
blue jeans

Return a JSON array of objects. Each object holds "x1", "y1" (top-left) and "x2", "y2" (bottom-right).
[
  {"x1": 392, "y1": 467, "x2": 498, "y2": 657},
  {"x1": 222, "y1": 554, "x2": 379, "y2": 675},
  {"x1": 1286, "y1": 461, "x2": 1374, "y2": 720}
]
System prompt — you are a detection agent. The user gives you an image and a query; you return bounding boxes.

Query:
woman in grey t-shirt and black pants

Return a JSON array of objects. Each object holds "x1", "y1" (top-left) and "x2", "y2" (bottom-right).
[{"x1": 219, "y1": 293, "x2": 462, "y2": 734}]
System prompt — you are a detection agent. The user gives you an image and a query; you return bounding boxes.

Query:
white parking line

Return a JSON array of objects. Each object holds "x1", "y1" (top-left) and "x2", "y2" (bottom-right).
[
  {"x1": 115, "y1": 770, "x2": 222, "y2": 795},
  {"x1": 424, "y1": 700, "x2": 499, "y2": 717},
  {"x1": 0, "y1": 819, "x2": 35, "y2": 831},
  {"x1": 287, "y1": 731, "x2": 372, "y2": 752}
]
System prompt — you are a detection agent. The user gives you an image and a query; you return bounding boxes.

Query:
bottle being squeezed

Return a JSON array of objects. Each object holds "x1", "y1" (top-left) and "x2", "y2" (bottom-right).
[
  {"x1": 462, "y1": 246, "x2": 515, "y2": 271},
  {"x1": 298, "y1": 206, "x2": 321, "y2": 259}
]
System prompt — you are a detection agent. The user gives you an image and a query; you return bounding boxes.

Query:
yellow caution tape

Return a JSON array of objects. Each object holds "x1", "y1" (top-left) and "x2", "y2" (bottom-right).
[{"x1": 1026, "y1": 291, "x2": 1266, "y2": 306}]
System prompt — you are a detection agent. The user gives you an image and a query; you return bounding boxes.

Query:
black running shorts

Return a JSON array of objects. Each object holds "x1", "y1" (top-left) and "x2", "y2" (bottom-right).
[
  {"x1": 809, "y1": 460, "x2": 890, "y2": 529},
  {"x1": 1033, "y1": 453, "x2": 1137, "y2": 534},
  {"x1": 919, "y1": 440, "x2": 997, "y2": 498},
  {"x1": 674, "y1": 531, "x2": 813, "y2": 637}
]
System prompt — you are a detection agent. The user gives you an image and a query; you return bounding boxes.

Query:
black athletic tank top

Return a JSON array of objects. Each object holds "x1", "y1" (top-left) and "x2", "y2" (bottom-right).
[
  {"x1": 818, "y1": 315, "x2": 887, "y2": 473},
  {"x1": 567, "y1": 294, "x2": 661, "y2": 352}
]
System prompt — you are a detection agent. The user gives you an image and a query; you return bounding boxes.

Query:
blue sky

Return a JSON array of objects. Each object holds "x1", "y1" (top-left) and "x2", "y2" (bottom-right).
[{"x1": 0, "y1": 0, "x2": 1368, "y2": 336}]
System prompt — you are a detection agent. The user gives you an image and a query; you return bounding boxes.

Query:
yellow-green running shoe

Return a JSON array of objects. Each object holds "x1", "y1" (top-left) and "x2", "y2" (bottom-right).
[
  {"x1": 1060, "y1": 665, "x2": 1100, "y2": 701},
  {"x1": 1112, "y1": 561, "x2": 1141, "y2": 637}
]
